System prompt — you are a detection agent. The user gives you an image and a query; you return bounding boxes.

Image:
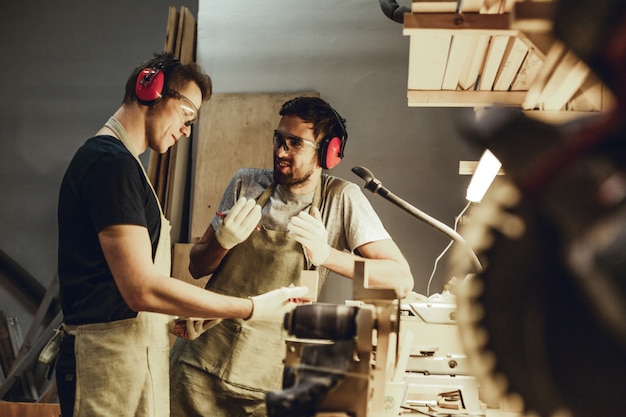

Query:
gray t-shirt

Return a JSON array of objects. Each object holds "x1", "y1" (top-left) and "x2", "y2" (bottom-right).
[{"x1": 211, "y1": 168, "x2": 390, "y2": 277}]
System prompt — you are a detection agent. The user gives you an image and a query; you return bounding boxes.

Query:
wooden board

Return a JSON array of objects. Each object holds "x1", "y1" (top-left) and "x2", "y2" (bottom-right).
[
  {"x1": 164, "y1": 6, "x2": 196, "y2": 244},
  {"x1": 442, "y1": 34, "x2": 478, "y2": 90},
  {"x1": 407, "y1": 32, "x2": 451, "y2": 90},
  {"x1": 493, "y1": 36, "x2": 529, "y2": 91},
  {"x1": 407, "y1": 89, "x2": 526, "y2": 106},
  {"x1": 411, "y1": 0, "x2": 483, "y2": 13},
  {"x1": 510, "y1": 47, "x2": 543, "y2": 91},
  {"x1": 0, "y1": 402, "x2": 60, "y2": 417},
  {"x1": 478, "y1": 35, "x2": 509, "y2": 90},
  {"x1": 190, "y1": 92, "x2": 319, "y2": 241},
  {"x1": 541, "y1": 53, "x2": 590, "y2": 110},
  {"x1": 458, "y1": 34, "x2": 490, "y2": 90},
  {"x1": 522, "y1": 40, "x2": 566, "y2": 110},
  {"x1": 147, "y1": 6, "x2": 197, "y2": 245}
]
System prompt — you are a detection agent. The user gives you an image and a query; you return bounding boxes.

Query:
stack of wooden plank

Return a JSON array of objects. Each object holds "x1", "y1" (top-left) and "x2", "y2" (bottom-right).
[
  {"x1": 403, "y1": 0, "x2": 614, "y2": 119},
  {"x1": 147, "y1": 6, "x2": 197, "y2": 245}
]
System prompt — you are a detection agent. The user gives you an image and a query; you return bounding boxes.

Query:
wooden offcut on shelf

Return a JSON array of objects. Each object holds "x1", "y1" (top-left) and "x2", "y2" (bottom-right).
[{"x1": 403, "y1": 0, "x2": 614, "y2": 119}]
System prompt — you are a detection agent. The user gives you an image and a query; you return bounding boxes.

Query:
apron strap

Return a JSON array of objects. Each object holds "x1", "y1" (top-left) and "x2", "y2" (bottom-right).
[
  {"x1": 103, "y1": 117, "x2": 172, "y2": 274},
  {"x1": 104, "y1": 117, "x2": 165, "y2": 217}
]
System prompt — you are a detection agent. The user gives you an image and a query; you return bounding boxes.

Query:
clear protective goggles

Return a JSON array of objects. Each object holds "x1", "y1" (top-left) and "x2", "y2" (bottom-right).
[
  {"x1": 273, "y1": 130, "x2": 319, "y2": 153},
  {"x1": 166, "y1": 89, "x2": 198, "y2": 127}
]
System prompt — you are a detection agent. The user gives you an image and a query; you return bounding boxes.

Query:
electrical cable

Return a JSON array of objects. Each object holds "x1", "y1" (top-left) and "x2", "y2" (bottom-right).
[{"x1": 426, "y1": 200, "x2": 472, "y2": 296}]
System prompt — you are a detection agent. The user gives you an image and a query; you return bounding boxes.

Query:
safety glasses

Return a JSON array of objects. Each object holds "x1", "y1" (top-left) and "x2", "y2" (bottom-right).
[
  {"x1": 166, "y1": 89, "x2": 199, "y2": 127},
  {"x1": 273, "y1": 130, "x2": 319, "y2": 153}
]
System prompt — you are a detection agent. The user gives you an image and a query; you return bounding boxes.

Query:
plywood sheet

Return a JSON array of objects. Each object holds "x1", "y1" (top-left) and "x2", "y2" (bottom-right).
[{"x1": 190, "y1": 92, "x2": 319, "y2": 241}]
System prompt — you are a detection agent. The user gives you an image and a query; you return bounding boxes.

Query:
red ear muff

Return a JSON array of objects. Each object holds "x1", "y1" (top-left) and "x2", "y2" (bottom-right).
[
  {"x1": 136, "y1": 68, "x2": 165, "y2": 105},
  {"x1": 320, "y1": 136, "x2": 344, "y2": 169}
]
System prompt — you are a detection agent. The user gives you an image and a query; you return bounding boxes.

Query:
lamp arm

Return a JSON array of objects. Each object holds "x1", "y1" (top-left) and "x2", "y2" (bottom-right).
[{"x1": 352, "y1": 166, "x2": 483, "y2": 273}]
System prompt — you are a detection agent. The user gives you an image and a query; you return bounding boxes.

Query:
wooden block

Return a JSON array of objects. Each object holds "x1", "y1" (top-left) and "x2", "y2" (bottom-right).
[
  {"x1": 522, "y1": 40, "x2": 566, "y2": 110},
  {"x1": 410, "y1": 0, "x2": 486, "y2": 13},
  {"x1": 459, "y1": 0, "x2": 484, "y2": 13},
  {"x1": 407, "y1": 32, "x2": 451, "y2": 90},
  {"x1": 540, "y1": 52, "x2": 589, "y2": 111},
  {"x1": 407, "y1": 89, "x2": 526, "y2": 107},
  {"x1": 190, "y1": 92, "x2": 319, "y2": 241},
  {"x1": 511, "y1": 47, "x2": 543, "y2": 91},
  {"x1": 493, "y1": 36, "x2": 529, "y2": 91},
  {"x1": 481, "y1": 0, "x2": 517, "y2": 14},
  {"x1": 478, "y1": 35, "x2": 510, "y2": 90},
  {"x1": 458, "y1": 34, "x2": 490, "y2": 90},
  {"x1": 442, "y1": 34, "x2": 479, "y2": 90},
  {"x1": 0, "y1": 402, "x2": 61, "y2": 417},
  {"x1": 411, "y1": 0, "x2": 458, "y2": 13},
  {"x1": 403, "y1": 12, "x2": 512, "y2": 32}
]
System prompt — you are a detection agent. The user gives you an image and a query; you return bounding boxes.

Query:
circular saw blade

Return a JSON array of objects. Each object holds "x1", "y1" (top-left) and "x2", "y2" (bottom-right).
[{"x1": 453, "y1": 178, "x2": 626, "y2": 417}]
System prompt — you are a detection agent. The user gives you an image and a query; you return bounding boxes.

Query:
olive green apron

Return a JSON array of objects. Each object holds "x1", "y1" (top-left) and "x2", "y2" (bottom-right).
[
  {"x1": 64, "y1": 117, "x2": 172, "y2": 417},
  {"x1": 172, "y1": 182, "x2": 321, "y2": 395}
]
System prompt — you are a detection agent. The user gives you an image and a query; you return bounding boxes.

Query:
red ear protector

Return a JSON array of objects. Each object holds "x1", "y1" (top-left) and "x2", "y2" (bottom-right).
[
  {"x1": 135, "y1": 57, "x2": 181, "y2": 105},
  {"x1": 319, "y1": 108, "x2": 348, "y2": 169}
]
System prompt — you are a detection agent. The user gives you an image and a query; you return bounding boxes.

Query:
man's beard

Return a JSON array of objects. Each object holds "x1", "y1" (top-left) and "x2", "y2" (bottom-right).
[{"x1": 273, "y1": 159, "x2": 315, "y2": 187}]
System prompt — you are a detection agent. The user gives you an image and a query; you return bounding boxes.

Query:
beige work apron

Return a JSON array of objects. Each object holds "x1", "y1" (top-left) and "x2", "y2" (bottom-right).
[
  {"x1": 171, "y1": 183, "x2": 322, "y2": 400},
  {"x1": 64, "y1": 117, "x2": 172, "y2": 417}
]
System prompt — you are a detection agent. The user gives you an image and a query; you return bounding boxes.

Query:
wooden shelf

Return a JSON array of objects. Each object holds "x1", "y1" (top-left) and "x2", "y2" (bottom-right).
[{"x1": 403, "y1": 0, "x2": 614, "y2": 118}]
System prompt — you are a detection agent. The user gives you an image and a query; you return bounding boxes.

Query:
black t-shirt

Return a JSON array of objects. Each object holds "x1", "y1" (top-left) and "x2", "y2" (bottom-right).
[{"x1": 57, "y1": 135, "x2": 161, "y2": 325}]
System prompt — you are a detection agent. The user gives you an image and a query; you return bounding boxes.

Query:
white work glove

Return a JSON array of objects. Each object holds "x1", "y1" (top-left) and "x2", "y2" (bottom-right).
[
  {"x1": 215, "y1": 197, "x2": 262, "y2": 250},
  {"x1": 287, "y1": 207, "x2": 331, "y2": 266},
  {"x1": 168, "y1": 317, "x2": 223, "y2": 340},
  {"x1": 247, "y1": 286, "x2": 309, "y2": 322}
]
